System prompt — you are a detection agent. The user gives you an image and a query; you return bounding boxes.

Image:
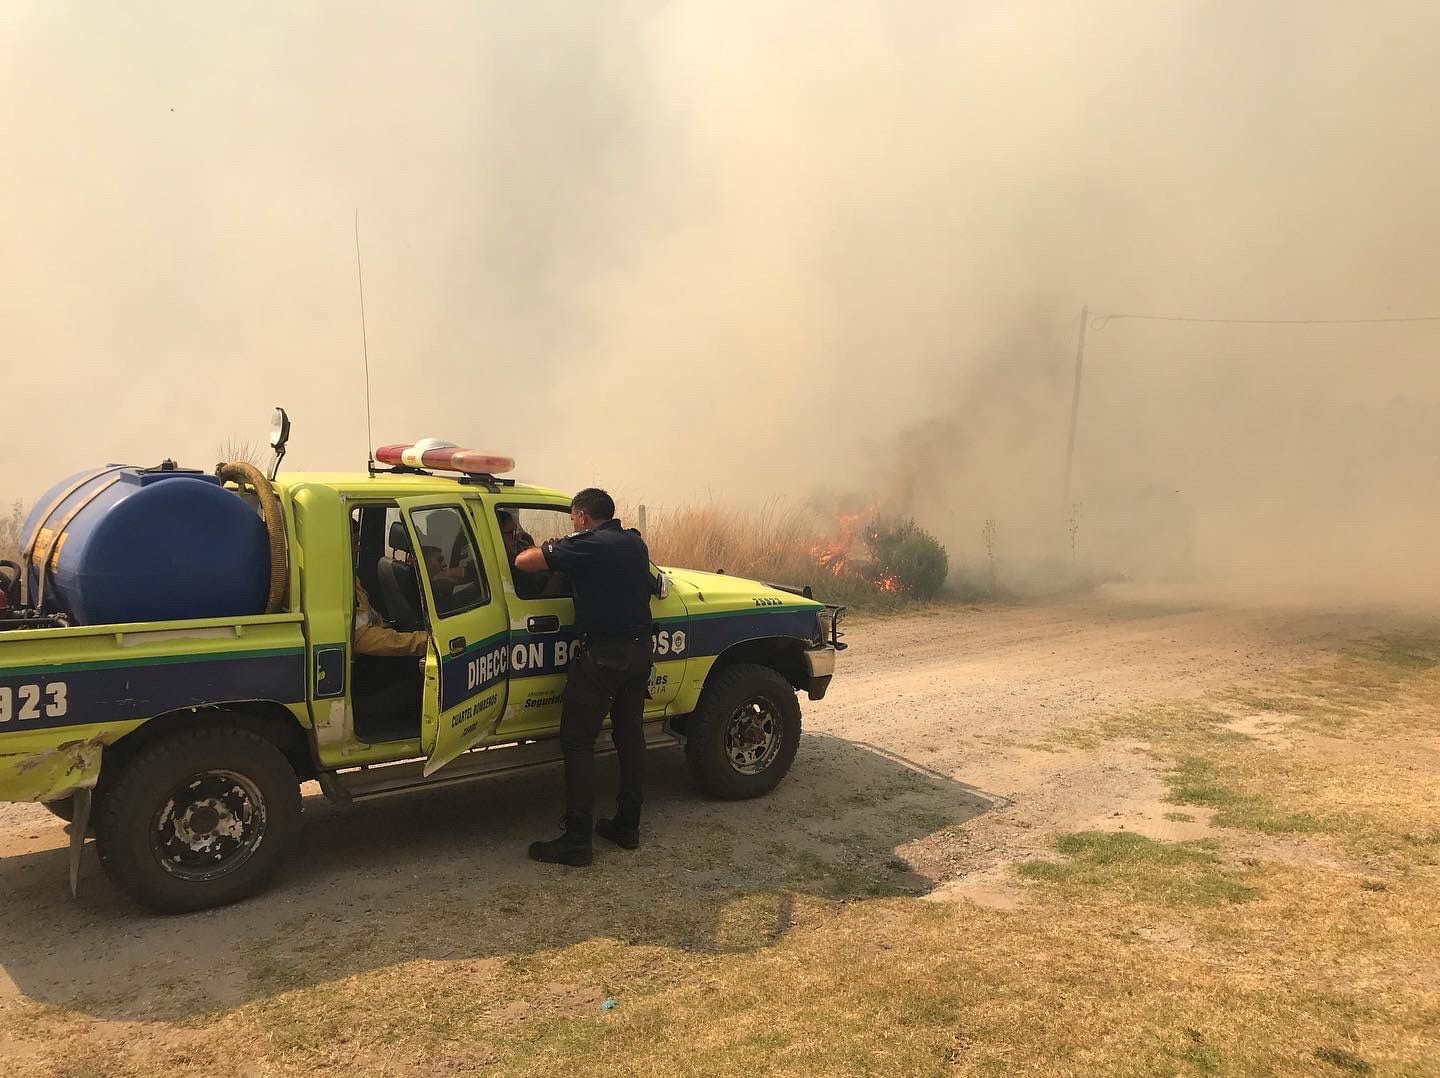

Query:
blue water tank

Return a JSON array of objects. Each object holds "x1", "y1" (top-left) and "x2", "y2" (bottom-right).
[{"x1": 22, "y1": 465, "x2": 271, "y2": 626}]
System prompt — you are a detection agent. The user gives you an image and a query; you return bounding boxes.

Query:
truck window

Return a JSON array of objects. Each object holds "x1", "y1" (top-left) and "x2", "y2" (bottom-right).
[
  {"x1": 496, "y1": 506, "x2": 575, "y2": 599},
  {"x1": 410, "y1": 505, "x2": 490, "y2": 617}
]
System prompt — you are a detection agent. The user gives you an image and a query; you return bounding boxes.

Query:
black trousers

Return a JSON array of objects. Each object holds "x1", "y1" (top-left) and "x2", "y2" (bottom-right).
[{"x1": 559, "y1": 637, "x2": 653, "y2": 821}]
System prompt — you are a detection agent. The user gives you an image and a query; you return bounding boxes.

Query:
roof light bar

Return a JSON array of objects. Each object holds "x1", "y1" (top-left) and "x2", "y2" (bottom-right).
[{"x1": 374, "y1": 439, "x2": 515, "y2": 475}]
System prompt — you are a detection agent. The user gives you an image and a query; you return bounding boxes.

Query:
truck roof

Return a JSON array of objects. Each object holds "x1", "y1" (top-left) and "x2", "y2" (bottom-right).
[{"x1": 273, "y1": 472, "x2": 570, "y2": 501}]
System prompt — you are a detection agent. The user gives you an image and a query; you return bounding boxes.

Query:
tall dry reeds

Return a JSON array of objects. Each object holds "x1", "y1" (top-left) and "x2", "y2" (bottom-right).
[
  {"x1": 0, "y1": 500, "x2": 25, "y2": 563},
  {"x1": 625, "y1": 501, "x2": 907, "y2": 607},
  {"x1": 631, "y1": 501, "x2": 818, "y2": 581}
]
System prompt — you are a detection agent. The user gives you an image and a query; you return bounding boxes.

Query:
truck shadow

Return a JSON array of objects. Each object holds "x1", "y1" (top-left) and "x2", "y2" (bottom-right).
[{"x1": 0, "y1": 733, "x2": 1007, "y2": 1021}]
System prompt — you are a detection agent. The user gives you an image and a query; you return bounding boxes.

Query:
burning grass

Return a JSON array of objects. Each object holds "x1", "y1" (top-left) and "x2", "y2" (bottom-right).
[{"x1": 629, "y1": 501, "x2": 926, "y2": 609}]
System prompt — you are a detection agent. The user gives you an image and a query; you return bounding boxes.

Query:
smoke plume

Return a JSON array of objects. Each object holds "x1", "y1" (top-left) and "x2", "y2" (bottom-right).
[{"x1": 4, "y1": 2, "x2": 1438, "y2": 596}]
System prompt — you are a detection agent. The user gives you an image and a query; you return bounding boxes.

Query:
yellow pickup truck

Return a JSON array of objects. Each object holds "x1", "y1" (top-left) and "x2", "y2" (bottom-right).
[{"x1": 0, "y1": 425, "x2": 843, "y2": 912}]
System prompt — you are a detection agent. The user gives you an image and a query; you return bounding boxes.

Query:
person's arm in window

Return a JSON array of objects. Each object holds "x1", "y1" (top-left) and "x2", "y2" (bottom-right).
[
  {"x1": 514, "y1": 545, "x2": 549, "y2": 573},
  {"x1": 519, "y1": 532, "x2": 600, "y2": 576}
]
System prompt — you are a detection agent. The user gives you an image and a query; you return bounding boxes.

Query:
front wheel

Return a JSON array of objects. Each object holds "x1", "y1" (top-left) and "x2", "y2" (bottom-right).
[
  {"x1": 684, "y1": 664, "x2": 802, "y2": 800},
  {"x1": 95, "y1": 726, "x2": 301, "y2": 913}
]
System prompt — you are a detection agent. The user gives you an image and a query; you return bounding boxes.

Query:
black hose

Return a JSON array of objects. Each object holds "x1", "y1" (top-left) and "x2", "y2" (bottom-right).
[{"x1": 215, "y1": 462, "x2": 289, "y2": 614}]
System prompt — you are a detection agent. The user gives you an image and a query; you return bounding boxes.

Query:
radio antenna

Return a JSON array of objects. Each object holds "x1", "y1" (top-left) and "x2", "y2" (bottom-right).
[{"x1": 353, "y1": 209, "x2": 375, "y2": 470}]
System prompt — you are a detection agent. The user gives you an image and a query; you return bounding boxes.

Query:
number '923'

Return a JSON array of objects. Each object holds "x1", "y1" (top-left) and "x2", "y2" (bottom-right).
[{"x1": 0, "y1": 683, "x2": 68, "y2": 722}]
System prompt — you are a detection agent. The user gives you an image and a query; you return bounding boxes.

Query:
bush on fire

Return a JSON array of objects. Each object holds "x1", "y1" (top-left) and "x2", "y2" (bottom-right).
[{"x1": 864, "y1": 517, "x2": 949, "y2": 599}]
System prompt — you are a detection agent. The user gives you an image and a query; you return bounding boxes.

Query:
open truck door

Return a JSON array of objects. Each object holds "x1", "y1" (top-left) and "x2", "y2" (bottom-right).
[{"x1": 396, "y1": 497, "x2": 511, "y2": 776}]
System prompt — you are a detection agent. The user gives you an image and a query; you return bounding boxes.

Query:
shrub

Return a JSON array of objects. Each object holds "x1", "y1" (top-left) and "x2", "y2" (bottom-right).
[
  {"x1": 0, "y1": 500, "x2": 24, "y2": 563},
  {"x1": 865, "y1": 517, "x2": 949, "y2": 599}
]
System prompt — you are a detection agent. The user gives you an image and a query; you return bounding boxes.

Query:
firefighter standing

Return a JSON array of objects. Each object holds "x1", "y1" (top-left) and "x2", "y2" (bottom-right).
[{"x1": 514, "y1": 488, "x2": 653, "y2": 866}]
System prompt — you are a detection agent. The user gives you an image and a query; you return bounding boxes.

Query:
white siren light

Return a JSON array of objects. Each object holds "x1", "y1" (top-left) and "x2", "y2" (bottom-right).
[{"x1": 374, "y1": 440, "x2": 515, "y2": 475}]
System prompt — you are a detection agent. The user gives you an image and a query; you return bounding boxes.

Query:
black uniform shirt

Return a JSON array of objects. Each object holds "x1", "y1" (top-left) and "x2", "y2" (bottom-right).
[{"x1": 542, "y1": 519, "x2": 653, "y2": 637}]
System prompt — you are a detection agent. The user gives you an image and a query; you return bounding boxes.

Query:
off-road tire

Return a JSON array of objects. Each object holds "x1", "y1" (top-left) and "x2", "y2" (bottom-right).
[
  {"x1": 684, "y1": 663, "x2": 801, "y2": 800},
  {"x1": 95, "y1": 726, "x2": 301, "y2": 913}
]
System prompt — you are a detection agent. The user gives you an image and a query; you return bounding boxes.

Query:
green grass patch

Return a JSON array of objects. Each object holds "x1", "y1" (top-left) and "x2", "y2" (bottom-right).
[
  {"x1": 1366, "y1": 632, "x2": 1440, "y2": 670},
  {"x1": 1169, "y1": 756, "x2": 1323, "y2": 834},
  {"x1": 1017, "y1": 831, "x2": 1258, "y2": 907},
  {"x1": 1060, "y1": 701, "x2": 1241, "y2": 751}
]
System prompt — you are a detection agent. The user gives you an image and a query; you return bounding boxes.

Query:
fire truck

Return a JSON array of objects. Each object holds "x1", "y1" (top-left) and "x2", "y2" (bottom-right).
[{"x1": 0, "y1": 414, "x2": 844, "y2": 912}]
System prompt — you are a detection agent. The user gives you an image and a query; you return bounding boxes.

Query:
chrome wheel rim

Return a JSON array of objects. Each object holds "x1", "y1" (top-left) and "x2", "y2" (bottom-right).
[
  {"x1": 725, "y1": 698, "x2": 783, "y2": 775},
  {"x1": 150, "y1": 769, "x2": 267, "y2": 882}
]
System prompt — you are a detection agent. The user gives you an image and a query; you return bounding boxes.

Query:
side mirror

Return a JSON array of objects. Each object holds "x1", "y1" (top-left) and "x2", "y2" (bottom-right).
[{"x1": 653, "y1": 571, "x2": 670, "y2": 600}]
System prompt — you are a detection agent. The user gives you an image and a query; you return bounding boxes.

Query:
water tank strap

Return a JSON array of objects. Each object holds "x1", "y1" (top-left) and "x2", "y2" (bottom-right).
[
  {"x1": 21, "y1": 466, "x2": 127, "y2": 562},
  {"x1": 31, "y1": 473, "x2": 124, "y2": 614}
]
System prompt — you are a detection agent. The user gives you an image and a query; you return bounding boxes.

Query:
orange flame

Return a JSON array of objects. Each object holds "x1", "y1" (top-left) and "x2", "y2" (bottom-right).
[
  {"x1": 807, "y1": 507, "x2": 871, "y2": 576},
  {"x1": 807, "y1": 504, "x2": 903, "y2": 593}
]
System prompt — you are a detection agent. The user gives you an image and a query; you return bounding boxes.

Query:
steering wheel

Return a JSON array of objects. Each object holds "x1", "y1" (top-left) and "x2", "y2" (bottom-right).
[
  {"x1": 448, "y1": 581, "x2": 481, "y2": 606},
  {"x1": 0, "y1": 560, "x2": 22, "y2": 608}
]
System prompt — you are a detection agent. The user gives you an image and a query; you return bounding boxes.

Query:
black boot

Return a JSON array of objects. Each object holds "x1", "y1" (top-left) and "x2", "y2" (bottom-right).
[
  {"x1": 595, "y1": 796, "x2": 641, "y2": 850},
  {"x1": 528, "y1": 812, "x2": 594, "y2": 866}
]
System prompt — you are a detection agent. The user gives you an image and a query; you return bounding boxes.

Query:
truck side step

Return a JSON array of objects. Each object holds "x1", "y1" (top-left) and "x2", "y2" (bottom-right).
[{"x1": 322, "y1": 724, "x2": 681, "y2": 804}]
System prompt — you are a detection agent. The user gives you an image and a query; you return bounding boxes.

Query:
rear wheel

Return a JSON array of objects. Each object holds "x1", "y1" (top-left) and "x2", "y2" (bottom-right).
[
  {"x1": 684, "y1": 664, "x2": 802, "y2": 800},
  {"x1": 95, "y1": 726, "x2": 301, "y2": 913}
]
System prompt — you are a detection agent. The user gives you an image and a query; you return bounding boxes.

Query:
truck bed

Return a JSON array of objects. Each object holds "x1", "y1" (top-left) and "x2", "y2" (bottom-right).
[{"x1": 0, "y1": 613, "x2": 308, "y2": 802}]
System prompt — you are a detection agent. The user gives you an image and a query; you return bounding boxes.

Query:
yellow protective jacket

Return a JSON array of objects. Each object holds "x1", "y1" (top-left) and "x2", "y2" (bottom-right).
[{"x1": 354, "y1": 580, "x2": 428, "y2": 658}]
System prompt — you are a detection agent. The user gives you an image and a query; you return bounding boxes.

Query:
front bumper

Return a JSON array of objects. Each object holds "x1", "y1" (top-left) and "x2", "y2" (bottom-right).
[{"x1": 802, "y1": 644, "x2": 837, "y2": 700}]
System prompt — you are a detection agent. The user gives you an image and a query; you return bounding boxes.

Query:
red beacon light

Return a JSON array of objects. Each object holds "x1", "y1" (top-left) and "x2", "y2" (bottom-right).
[{"x1": 374, "y1": 438, "x2": 515, "y2": 476}]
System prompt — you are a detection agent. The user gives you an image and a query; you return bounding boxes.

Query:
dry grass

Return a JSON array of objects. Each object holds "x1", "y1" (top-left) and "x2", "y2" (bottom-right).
[
  {"x1": 5, "y1": 631, "x2": 1440, "y2": 1075},
  {"x1": 630, "y1": 501, "x2": 910, "y2": 609},
  {"x1": 1057, "y1": 633, "x2": 1440, "y2": 866},
  {"x1": 635, "y1": 501, "x2": 819, "y2": 584},
  {"x1": 216, "y1": 438, "x2": 267, "y2": 469},
  {"x1": 0, "y1": 499, "x2": 25, "y2": 563},
  {"x1": 9, "y1": 858, "x2": 1434, "y2": 1076}
]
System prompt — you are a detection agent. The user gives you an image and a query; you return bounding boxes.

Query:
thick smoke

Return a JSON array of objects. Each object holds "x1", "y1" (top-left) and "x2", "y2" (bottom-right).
[{"x1": 3, "y1": 2, "x2": 1438, "y2": 596}]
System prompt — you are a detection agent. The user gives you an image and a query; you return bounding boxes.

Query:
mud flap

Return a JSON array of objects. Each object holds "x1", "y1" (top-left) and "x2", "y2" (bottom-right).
[{"x1": 68, "y1": 787, "x2": 92, "y2": 898}]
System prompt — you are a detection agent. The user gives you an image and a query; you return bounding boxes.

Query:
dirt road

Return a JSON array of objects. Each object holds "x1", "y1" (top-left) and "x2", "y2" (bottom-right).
[{"x1": 0, "y1": 589, "x2": 1428, "y2": 1073}]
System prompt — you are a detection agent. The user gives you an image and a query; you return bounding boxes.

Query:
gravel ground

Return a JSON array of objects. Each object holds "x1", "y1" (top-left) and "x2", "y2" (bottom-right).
[{"x1": 0, "y1": 586, "x2": 1415, "y2": 1012}]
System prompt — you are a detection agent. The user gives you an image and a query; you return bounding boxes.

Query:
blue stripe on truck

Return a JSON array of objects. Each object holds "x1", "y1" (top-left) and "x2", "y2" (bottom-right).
[
  {"x1": 503, "y1": 608, "x2": 820, "y2": 679},
  {"x1": 0, "y1": 649, "x2": 306, "y2": 732},
  {"x1": 0, "y1": 608, "x2": 818, "y2": 732}
]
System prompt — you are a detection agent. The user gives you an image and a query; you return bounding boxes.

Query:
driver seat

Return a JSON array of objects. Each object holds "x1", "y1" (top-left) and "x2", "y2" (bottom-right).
[{"x1": 375, "y1": 520, "x2": 424, "y2": 631}]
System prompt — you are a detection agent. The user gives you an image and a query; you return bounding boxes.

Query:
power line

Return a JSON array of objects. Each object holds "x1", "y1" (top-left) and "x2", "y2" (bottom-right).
[
  {"x1": 1092, "y1": 311, "x2": 1440, "y2": 330},
  {"x1": 1061, "y1": 304, "x2": 1440, "y2": 512}
]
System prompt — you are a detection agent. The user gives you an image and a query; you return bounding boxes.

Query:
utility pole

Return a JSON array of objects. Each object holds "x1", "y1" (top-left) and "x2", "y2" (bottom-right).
[{"x1": 1061, "y1": 305, "x2": 1089, "y2": 517}]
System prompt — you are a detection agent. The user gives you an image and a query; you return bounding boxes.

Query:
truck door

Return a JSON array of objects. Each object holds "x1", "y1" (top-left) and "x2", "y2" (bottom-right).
[
  {"x1": 486, "y1": 503, "x2": 578, "y2": 739},
  {"x1": 486, "y1": 503, "x2": 689, "y2": 739},
  {"x1": 395, "y1": 497, "x2": 510, "y2": 777}
]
